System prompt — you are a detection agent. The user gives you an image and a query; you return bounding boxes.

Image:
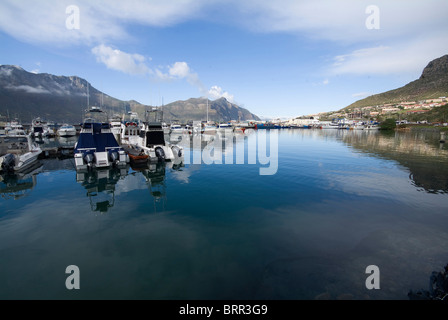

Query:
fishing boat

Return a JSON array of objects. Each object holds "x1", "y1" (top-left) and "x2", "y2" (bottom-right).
[
  {"x1": 131, "y1": 122, "x2": 183, "y2": 163},
  {"x1": 74, "y1": 106, "x2": 128, "y2": 171},
  {"x1": 57, "y1": 124, "x2": 77, "y2": 137},
  {"x1": 31, "y1": 118, "x2": 53, "y2": 138},
  {"x1": 0, "y1": 133, "x2": 42, "y2": 173}
]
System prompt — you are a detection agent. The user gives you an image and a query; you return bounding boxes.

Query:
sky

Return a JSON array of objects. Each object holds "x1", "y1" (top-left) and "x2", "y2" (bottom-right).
[{"x1": 0, "y1": 0, "x2": 447, "y2": 119}]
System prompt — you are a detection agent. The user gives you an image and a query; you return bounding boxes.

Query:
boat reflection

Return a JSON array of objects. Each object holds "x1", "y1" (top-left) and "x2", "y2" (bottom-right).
[
  {"x1": 75, "y1": 160, "x2": 185, "y2": 214},
  {"x1": 137, "y1": 162, "x2": 167, "y2": 213},
  {"x1": 0, "y1": 162, "x2": 43, "y2": 200},
  {"x1": 76, "y1": 166, "x2": 129, "y2": 214}
]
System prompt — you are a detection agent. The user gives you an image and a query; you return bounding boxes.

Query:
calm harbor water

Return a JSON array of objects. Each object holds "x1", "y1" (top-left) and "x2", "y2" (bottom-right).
[{"x1": 1, "y1": 129, "x2": 447, "y2": 300}]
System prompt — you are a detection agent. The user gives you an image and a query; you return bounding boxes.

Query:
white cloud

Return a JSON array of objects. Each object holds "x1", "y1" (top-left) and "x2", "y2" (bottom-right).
[
  {"x1": 92, "y1": 44, "x2": 150, "y2": 75},
  {"x1": 208, "y1": 86, "x2": 234, "y2": 103},
  {"x1": 330, "y1": 34, "x2": 448, "y2": 76},
  {"x1": 0, "y1": 68, "x2": 13, "y2": 77},
  {"x1": 156, "y1": 62, "x2": 208, "y2": 96},
  {"x1": 6, "y1": 85, "x2": 51, "y2": 94},
  {"x1": 169, "y1": 62, "x2": 191, "y2": 79},
  {"x1": 0, "y1": 0, "x2": 208, "y2": 45},
  {"x1": 322, "y1": 79, "x2": 329, "y2": 85}
]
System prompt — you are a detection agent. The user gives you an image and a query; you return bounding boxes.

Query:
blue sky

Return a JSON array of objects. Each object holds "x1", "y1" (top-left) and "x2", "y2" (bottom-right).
[{"x1": 1, "y1": 0, "x2": 447, "y2": 119}]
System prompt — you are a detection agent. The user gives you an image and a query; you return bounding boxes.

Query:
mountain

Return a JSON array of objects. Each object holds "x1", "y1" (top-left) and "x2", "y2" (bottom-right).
[
  {"x1": 161, "y1": 97, "x2": 260, "y2": 122},
  {"x1": 344, "y1": 54, "x2": 448, "y2": 111},
  {"x1": 0, "y1": 65, "x2": 259, "y2": 123}
]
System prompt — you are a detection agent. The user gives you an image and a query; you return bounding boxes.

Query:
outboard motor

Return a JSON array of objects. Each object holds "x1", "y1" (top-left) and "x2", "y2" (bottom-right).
[
  {"x1": 109, "y1": 151, "x2": 119, "y2": 163},
  {"x1": 155, "y1": 147, "x2": 166, "y2": 162},
  {"x1": 84, "y1": 153, "x2": 94, "y2": 166},
  {"x1": 171, "y1": 146, "x2": 182, "y2": 158},
  {"x1": 0, "y1": 154, "x2": 16, "y2": 172}
]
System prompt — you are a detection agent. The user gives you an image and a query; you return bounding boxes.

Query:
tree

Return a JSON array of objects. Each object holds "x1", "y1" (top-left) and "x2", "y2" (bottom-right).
[{"x1": 380, "y1": 118, "x2": 397, "y2": 130}]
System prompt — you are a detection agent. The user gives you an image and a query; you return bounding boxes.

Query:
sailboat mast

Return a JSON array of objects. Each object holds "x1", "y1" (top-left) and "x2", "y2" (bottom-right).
[{"x1": 207, "y1": 99, "x2": 209, "y2": 123}]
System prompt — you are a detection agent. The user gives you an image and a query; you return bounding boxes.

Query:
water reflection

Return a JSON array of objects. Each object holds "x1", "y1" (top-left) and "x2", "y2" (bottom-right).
[
  {"x1": 136, "y1": 162, "x2": 168, "y2": 213},
  {"x1": 76, "y1": 167, "x2": 129, "y2": 214},
  {"x1": 74, "y1": 161, "x2": 185, "y2": 214},
  {"x1": 279, "y1": 128, "x2": 448, "y2": 194},
  {"x1": 339, "y1": 130, "x2": 448, "y2": 194},
  {"x1": 0, "y1": 163, "x2": 43, "y2": 200}
]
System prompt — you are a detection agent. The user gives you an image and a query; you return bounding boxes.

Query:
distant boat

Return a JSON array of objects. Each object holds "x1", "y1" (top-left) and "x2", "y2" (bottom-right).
[
  {"x1": 218, "y1": 123, "x2": 234, "y2": 133},
  {"x1": 162, "y1": 123, "x2": 171, "y2": 134},
  {"x1": 31, "y1": 118, "x2": 53, "y2": 138},
  {"x1": 4, "y1": 119, "x2": 27, "y2": 136},
  {"x1": 320, "y1": 123, "x2": 339, "y2": 129},
  {"x1": 74, "y1": 106, "x2": 128, "y2": 171},
  {"x1": 255, "y1": 123, "x2": 276, "y2": 129},
  {"x1": 109, "y1": 114, "x2": 123, "y2": 143},
  {"x1": 170, "y1": 124, "x2": 184, "y2": 134},
  {"x1": 203, "y1": 122, "x2": 217, "y2": 134},
  {"x1": 364, "y1": 124, "x2": 380, "y2": 130},
  {"x1": 57, "y1": 124, "x2": 77, "y2": 137}
]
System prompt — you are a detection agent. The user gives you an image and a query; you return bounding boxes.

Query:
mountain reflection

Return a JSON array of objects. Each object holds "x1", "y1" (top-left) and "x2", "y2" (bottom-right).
[{"x1": 337, "y1": 130, "x2": 448, "y2": 194}]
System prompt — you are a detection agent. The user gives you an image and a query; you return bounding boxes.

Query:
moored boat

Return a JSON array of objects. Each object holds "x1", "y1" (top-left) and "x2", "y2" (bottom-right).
[
  {"x1": 130, "y1": 122, "x2": 183, "y2": 163},
  {"x1": 74, "y1": 106, "x2": 128, "y2": 171},
  {"x1": 0, "y1": 134, "x2": 42, "y2": 173},
  {"x1": 57, "y1": 124, "x2": 77, "y2": 137}
]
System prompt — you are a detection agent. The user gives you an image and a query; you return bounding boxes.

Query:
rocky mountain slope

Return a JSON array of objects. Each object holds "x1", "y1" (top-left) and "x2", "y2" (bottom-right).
[{"x1": 0, "y1": 65, "x2": 259, "y2": 123}]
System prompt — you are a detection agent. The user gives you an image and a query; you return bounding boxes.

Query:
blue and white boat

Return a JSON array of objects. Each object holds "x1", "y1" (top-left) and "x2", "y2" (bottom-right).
[{"x1": 74, "y1": 106, "x2": 128, "y2": 171}]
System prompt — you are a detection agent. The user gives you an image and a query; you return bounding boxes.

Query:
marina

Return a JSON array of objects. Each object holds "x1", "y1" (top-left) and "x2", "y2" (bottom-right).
[{"x1": 1, "y1": 128, "x2": 447, "y2": 299}]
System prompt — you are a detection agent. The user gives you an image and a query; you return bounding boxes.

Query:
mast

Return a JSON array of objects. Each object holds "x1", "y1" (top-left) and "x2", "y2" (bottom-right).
[{"x1": 207, "y1": 99, "x2": 209, "y2": 123}]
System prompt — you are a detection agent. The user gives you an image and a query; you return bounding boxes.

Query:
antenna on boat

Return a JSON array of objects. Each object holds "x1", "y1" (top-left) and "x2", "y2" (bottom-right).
[{"x1": 161, "y1": 97, "x2": 164, "y2": 122}]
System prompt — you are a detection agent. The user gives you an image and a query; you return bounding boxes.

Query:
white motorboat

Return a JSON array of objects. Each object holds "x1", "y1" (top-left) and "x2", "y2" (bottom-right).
[
  {"x1": 57, "y1": 124, "x2": 77, "y2": 137},
  {"x1": 364, "y1": 124, "x2": 380, "y2": 130},
  {"x1": 320, "y1": 123, "x2": 340, "y2": 129},
  {"x1": 31, "y1": 118, "x2": 53, "y2": 138},
  {"x1": 4, "y1": 119, "x2": 27, "y2": 136},
  {"x1": 203, "y1": 123, "x2": 217, "y2": 134},
  {"x1": 0, "y1": 133, "x2": 42, "y2": 173},
  {"x1": 130, "y1": 122, "x2": 183, "y2": 163},
  {"x1": 170, "y1": 124, "x2": 184, "y2": 134},
  {"x1": 218, "y1": 123, "x2": 234, "y2": 133}
]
